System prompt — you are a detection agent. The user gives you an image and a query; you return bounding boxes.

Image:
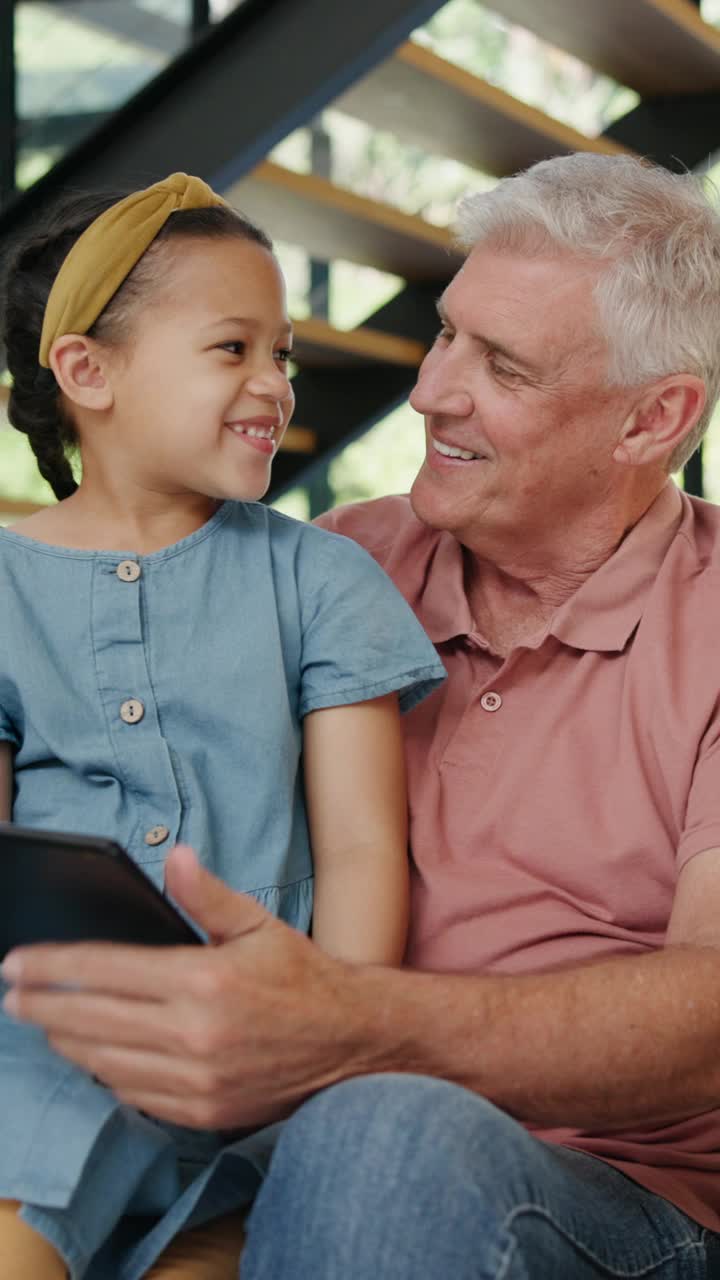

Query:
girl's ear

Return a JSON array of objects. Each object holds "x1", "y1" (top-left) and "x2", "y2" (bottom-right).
[{"x1": 48, "y1": 335, "x2": 115, "y2": 412}]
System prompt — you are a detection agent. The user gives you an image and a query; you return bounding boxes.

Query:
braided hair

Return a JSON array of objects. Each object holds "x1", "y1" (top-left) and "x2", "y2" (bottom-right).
[{"x1": 1, "y1": 191, "x2": 272, "y2": 501}]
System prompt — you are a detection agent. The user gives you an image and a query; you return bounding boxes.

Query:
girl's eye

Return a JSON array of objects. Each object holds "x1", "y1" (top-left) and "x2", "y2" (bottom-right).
[
  {"x1": 218, "y1": 341, "x2": 245, "y2": 355},
  {"x1": 275, "y1": 348, "x2": 293, "y2": 363}
]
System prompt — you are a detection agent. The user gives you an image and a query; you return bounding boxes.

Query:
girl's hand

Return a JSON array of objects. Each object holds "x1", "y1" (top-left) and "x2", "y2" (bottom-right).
[{"x1": 1, "y1": 846, "x2": 381, "y2": 1129}]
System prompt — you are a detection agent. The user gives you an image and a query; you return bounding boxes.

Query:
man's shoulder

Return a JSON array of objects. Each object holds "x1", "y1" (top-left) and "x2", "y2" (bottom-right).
[
  {"x1": 314, "y1": 495, "x2": 440, "y2": 570},
  {"x1": 642, "y1": 495, "x2": 720, "y2": 673},
  {"x1": 681, "y1": 493, "x2": 720, "y2": 571}
]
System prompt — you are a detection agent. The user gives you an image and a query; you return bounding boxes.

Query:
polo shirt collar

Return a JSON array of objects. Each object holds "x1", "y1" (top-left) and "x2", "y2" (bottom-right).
[
  {"x1": 550, "y1": 481, "x2": 683, "y2": 652},
  {"x1": 415, "y1": 531, "x2": 475, "y2": 643},
  {"x1": 417, "y1": 482, "x2": 684, "y2": 653}
]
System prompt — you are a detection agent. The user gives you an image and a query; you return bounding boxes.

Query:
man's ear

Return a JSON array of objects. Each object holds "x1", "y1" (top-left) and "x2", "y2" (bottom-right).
[
  {"x1": 48, "y1": 334, "x2": 115, "y2": 412},
  {"x1": 613, "y1": 374, "x2": 706, "y2": 468}
]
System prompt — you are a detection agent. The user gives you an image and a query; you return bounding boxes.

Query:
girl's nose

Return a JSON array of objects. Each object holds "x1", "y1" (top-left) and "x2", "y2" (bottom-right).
[{"x1": 248, "y1": 360, "x2": 293, "y2": 400}]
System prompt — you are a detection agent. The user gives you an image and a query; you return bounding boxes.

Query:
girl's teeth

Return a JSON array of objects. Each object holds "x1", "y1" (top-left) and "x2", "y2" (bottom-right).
[{"x1": 231, "y1": 425, "x2": 272, "y2": 439}]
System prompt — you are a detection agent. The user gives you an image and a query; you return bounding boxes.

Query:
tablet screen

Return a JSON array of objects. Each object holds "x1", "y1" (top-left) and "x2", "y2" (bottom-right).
[{"x1": 0, "y1": 825, "x2": 204, "y2": 956}]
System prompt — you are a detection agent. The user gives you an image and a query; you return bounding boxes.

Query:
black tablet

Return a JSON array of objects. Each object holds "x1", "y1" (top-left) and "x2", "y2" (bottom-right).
[{"x1": 0, "y1": 824, "x2": 204, "y2": 958}]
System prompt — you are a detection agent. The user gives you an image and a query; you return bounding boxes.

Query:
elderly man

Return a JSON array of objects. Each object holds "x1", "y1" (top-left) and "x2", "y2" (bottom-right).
[{"x1": 6, "y1": 151, "x2": 720, "y2": 1278}]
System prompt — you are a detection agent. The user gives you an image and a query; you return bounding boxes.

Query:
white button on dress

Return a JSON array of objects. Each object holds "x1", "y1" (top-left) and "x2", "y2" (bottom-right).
[
  {"x1": 116, "y1": 560, "x2": 141, "y2": 582},
  {"x1": 120, "y1": 698, "x2": 145, "y2": 724},
  {"x1": 144, "y1": 825, "x2": 170, "y2": 846}
]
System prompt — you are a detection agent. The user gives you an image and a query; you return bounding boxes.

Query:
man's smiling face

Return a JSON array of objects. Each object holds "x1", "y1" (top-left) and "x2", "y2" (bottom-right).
[{"x1": 408, "y1": 243, "x2": 639, "y2": 557}]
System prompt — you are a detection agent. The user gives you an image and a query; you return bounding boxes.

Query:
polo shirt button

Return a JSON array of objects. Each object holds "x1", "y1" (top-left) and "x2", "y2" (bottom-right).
[
  {"x1": 120, "y1": 698, "x2": 145, "y2": 724},
  {"x1": 144, "y1": 825, "x2": 170, "y2": 846},
  {"x1": 480, "y1": 691, "x2": 502, "y2": 712},
  {"x1": 117, "y1": 560, "x2": 141, "y2": 582}
]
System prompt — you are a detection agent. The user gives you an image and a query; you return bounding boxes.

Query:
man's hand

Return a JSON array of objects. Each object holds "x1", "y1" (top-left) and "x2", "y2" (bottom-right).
[
  {"x1": 7, "y1": 845, "x2": 720, "y2": 1135},
  {"x1": 1, "y1": 846, "x2": 377, "y2": 1129}
]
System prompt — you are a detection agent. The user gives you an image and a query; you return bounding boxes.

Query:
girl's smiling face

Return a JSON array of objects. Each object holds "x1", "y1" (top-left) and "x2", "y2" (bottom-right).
[{"x1": 88, "y1": 236, "x2": 295, "y2": 503}]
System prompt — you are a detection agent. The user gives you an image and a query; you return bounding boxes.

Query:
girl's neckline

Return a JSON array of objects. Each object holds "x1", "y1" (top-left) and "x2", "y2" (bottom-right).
[{"x1": 0, "y1": 499, "x2": 234, "y2": 561}]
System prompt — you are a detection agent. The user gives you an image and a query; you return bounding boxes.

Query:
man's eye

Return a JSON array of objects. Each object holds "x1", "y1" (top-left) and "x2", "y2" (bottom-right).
[
  {"x1": 435, "y1": 327, "x2": 453, "y2": 344},
  {"x1": 487, "y1": 355, "x2": 521, "y2": 382}
]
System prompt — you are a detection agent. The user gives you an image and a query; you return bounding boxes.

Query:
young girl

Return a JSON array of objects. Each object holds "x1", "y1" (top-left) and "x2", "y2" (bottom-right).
[{"x1": 0, "y1": 173, "x2": 445, "y2": 1280}]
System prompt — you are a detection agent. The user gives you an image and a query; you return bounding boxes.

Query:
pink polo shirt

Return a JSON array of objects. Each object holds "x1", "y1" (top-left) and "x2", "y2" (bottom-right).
[{"x1": 317, "y1": 482, "x2": 720, "y2": 1231}]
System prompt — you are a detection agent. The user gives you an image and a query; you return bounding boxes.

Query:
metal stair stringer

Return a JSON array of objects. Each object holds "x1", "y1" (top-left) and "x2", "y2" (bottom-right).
[{"x1": 0, "y1": 0, "x2": 447, "y2": 276}]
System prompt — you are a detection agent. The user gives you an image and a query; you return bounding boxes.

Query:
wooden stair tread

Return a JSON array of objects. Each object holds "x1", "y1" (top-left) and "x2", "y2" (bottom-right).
[
  {"x1": 292, "y1": 316, "x2": 425, "y2": 367},
  {"x1": 226, "y1": 161, "x2": 460, "y2": 281},
  {"x1": 487, "y1": 0, "x2": 720, "y2": 96},
  {"x1": 336, "y1": 41, "x2": 628, "y2": 178},
  {"x1": 280, "y1": 426, "x2": 317, "y2": 453},
  {"x1": 0, "y1": 498, "x2": 48, "y2": 517}
]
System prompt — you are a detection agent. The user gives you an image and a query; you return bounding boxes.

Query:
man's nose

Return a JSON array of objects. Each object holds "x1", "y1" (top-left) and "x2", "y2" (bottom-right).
[{"x1": 409, "y1": 352, "x2": 474, "y2": 419}]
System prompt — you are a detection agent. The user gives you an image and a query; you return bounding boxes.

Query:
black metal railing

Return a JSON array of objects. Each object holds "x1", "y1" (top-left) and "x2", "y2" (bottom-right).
[{"x1": 0, "y1": 4, "x2": 17, "y2": 208}]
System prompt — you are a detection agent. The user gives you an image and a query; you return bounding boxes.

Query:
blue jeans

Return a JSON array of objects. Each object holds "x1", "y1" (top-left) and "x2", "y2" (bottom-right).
[{"x1": 242, "y1": 1074, "x2": 720, "y2": 1279}]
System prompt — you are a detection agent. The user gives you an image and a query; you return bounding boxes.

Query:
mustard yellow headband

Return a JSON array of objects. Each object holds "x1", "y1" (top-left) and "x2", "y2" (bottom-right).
[{"x1": 39, "y1": 171, "x2": 226, "y2": 367}]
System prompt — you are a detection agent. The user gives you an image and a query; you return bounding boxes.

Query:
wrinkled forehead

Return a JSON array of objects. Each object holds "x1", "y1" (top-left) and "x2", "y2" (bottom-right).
[{"x1": 443, "y1": 242, "x2": 609, "y2": 369}]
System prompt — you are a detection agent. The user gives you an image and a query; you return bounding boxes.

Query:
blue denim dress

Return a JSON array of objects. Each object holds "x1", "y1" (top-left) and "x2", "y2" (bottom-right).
[{"x1": 0, "y1": 500, "x2": 445, "y2": 1278}]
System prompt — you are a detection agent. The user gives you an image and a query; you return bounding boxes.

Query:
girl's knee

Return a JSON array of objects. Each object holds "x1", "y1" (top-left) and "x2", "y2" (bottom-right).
[
  {"x1": 0, "y1": 1201, "x2": 68, "y2": 1280},
  {"x1": 143, "y1": 1210, "x2": 247, "y2": 1280}
]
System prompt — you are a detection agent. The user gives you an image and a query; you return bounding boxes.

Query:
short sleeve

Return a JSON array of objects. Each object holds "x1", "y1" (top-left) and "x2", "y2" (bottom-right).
[
  {"x1": 678, "y1": 726, "x2": 720, "y2": 872},
  {"x1": 0, "y1": 699, "x2": 18, "y2": 747},
  {"x1": 297, "y1": 527, "x2": 446, "y2": 718}
]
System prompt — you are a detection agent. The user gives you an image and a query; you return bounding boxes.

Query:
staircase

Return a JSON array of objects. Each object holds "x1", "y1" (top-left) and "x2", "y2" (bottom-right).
[{"x1": 1, "y1": 0, "x2": 719, "y2": 517}]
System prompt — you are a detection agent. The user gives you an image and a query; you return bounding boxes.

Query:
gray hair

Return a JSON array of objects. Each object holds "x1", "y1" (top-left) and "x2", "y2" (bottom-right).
[{"x1": 455, "y1": 153, "x2": 720, "y2": 472}]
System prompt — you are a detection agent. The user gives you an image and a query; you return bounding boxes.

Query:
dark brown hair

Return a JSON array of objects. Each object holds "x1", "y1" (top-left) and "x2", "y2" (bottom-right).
[{"x1": 1, "y1": 190, "x2": 272, "y2": 500}]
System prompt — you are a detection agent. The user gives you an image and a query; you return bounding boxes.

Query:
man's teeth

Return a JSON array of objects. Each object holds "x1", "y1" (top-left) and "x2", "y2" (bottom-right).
[
  {"x1": 433, "y1": 438, "x2": 478, "y2": 461},
  {"x1": 230, "y1": 425, "x2": 274, "y2": 440}
]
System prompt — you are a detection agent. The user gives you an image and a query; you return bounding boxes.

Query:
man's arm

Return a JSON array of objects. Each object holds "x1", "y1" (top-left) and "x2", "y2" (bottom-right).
[
  {"x1": 0, "y1": 743, "x2": 12, "y2": 821},
  {"x1": 3, "y1": 845, "x2": 720, "y2": 1133}
]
